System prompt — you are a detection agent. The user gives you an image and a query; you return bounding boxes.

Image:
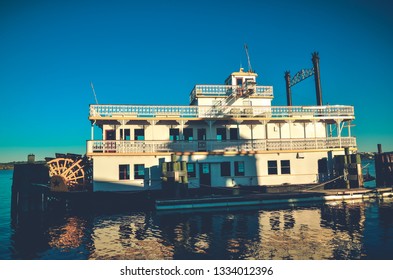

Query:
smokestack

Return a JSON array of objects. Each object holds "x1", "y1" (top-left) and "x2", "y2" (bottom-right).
[
  {"x1": 377, "y1": 144, "x2": 383, "y2": 154},
  {"x1": 312, "y1": 52, "x2": 323, "y2": 106},
  {"x1": 284, "y1": 71, "x2": 292, "y2": 106}
]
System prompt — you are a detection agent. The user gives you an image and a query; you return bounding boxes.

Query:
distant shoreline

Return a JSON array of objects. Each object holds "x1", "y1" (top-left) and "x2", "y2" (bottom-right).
[
  {"x1": 0, "y1": 161, "x2": 46, "y2": 170},
  {"x1": 0, "y1": 164, "x2": 14, "y2": 170}
]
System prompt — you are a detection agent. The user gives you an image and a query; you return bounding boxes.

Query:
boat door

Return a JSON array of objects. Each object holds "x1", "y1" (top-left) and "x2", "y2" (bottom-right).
[
  {"x1": 105, "y1": 130, "x2": 116, "y2": 140},
  {"x1": 105, "y1": 129, "x2": 116, "y2": 152},
  {"x1": 199, "y1": 163, "x2": 211, "y2": 187},
  {"x1": 197, "y1": 128, "x2": 206, "y2": 151}
]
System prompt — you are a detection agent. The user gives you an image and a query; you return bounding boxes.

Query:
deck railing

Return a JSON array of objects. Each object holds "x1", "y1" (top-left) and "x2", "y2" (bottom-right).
[
  {"x1": 87, "y1": 137, "x2": 356, "y2": 154},
  {"x1": 189, "y1": 84, "x2": 274, "y2": 103},
  {"x1": 89, "y1": 104, "x2": 355, "y2": 119}
]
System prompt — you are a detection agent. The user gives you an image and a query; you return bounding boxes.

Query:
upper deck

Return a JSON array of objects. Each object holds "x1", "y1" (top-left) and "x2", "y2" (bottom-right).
[
  {"x1": 89, "y1": 104, "x2": 355, "y2": 122},
  {"x1": 89, "y1": 68, "x2": 354, "y2": 122}
]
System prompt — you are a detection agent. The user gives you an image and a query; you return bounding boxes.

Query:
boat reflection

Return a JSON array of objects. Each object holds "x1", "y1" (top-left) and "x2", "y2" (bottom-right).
[
  {"x1": 48, "y1": 217, "x2": 86, "y2": 250},
  {"x1": 89, "y1": 212, "x2": 174, "y2": 259},
  {"x1": 9, "y1": 198, "x2": 393, "y2": 259}
]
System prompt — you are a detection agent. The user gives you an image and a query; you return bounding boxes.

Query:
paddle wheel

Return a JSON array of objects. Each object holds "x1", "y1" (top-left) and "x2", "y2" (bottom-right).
[{"x1": 46, "y1": 154, "x2": 92, "y2": 192}]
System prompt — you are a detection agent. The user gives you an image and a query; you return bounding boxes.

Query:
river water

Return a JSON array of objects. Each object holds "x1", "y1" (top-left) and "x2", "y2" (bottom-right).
[{"x1": 1, "y1": 160, "x2": 392, "y2": 260}]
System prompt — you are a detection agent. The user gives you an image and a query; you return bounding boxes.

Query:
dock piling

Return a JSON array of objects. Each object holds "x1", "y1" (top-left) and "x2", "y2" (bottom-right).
[
  {"x1": 161, "y1": 155, "x2": 189, "y2": 197},
  {"x1": 375, "y1": 144, "x2": 393, "y2": 187},
  {"x1": 11, "y1": 158, "x2": 50, "y2": 218}
]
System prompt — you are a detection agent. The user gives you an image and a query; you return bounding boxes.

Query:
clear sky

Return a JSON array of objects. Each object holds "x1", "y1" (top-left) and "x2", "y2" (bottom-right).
[{"x1": 1, "y1": 0, "x2": 392, "y2": 162}]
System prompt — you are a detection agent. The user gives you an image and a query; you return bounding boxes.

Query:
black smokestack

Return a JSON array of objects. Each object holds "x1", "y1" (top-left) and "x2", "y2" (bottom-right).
[
  {"x1": 284, "y1": 71, "x2": 292, "y2": 106},
  {"x1": 312, "y1": 52, "x2": 323, "y2": 106}
]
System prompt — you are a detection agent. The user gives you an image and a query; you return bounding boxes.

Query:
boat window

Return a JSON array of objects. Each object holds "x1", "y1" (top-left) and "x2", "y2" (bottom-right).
[
  {"x1": 134, "y1": 129, "x2": 144, "y2": 140},
  {"x1": 237, "y1": 78, "x2": 243, "y2": 86},
  {"x1": 221, "y1": 162, "x2": 231, "y2": 176},
  {"x1": 216, "y1": 128, "x2": 226, "y2": 141},
  {"x1": 169, "y1": 128, "x2": 180, "y2": 141},
  {"x1": 134, "y1": 164, "x2": 145, "y2": 179},
  {"x1": 268, "y1": 160, "x2": 278, "y2": 175},
  {"x1": 119, "y1": 164, "x2": 130, "y2": 180},
  {"x1": 230, "y1": 128, "x2": 239, "y2": 140},
  {"x1": 281, "y1": 160, "x2": 291, "y2": 174},
  {"x1": 187, "y1": 163, "x2": 196, "y2": 177},
  {"x1": 184, "y1": 128, "x2": 193, "y2": 141},
  {"x1": 234, "y1": 161, "x2": 245, "y2": 176},
  {"x1": 120, "y1": 129, "x2": 130, "y2": 140},
  {"x1": 202, "y1": 163, "x2": 209, "y2": 174}
]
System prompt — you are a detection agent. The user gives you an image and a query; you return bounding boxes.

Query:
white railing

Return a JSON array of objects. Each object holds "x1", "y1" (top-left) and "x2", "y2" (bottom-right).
[
  {"x1": 89, "y1": 105, "x2": 198, "y2": 118},
  {"x1": 189, "y1": 84, "x2": 274, "y2": 103},
  {"x1": 87, "y1": 137, "x2": 356, "y2": 154},
  {"x1": 90, "y1": 104, "x2": 355, "y2": 119}
]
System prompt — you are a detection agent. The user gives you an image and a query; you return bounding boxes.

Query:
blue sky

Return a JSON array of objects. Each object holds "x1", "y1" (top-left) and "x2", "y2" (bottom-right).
[{"x1": 1, "y1": 0, "x2": 392, "y2": 162}]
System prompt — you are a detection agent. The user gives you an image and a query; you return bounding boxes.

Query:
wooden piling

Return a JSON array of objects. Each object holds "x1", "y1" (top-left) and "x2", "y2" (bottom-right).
[
  {"x1": 375, "y1": 144, "x2": 393, "y2": 187},
  {"x1": 11, "y1": 163, "x2": 50, "y2": 217},
  {"x1": 161, "y1": 155, "x2": 189, "y2": 197},
  {"x1": 333, "y1": 151, "x2": 363, "y2": 189}
]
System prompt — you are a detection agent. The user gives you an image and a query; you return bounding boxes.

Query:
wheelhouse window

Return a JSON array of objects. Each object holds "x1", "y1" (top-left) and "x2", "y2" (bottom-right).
[
  {"x1": 134, "y1": 129, "x2": 144, "y2": 140},
  {"x1": 134, "y1": 164, "x2": 145, "y2": 179},
  {"x1": 221, "y1": 162, "x2": 231, "y2": 176},
  {"x1": 281, "y1": 160, "x2": 291, "y2": 174},
  {"x1": 187, "y1": 163, "x2": 196, "y2": 177},
  {"x1": 216, "y1": 128, "x2": 227, "y2": 141},
  {"x1": 245, "y1": 78, "x2": 254, "y2": 85},
  {"x1": 119, "y1": 164, "x2": 130, "y2": 180},
  {"x1": 184, "y1": 128, "x2": 193, "y2": 141},
  {"x1": 169, "y1": 128, "x2": 180, "y2": 141},
  {"x1": 234, "y1": 161, "x2": 245, "y2": 176},
  {"x1": 268, "y1": 160, "x2": 278, "y2": 175}
]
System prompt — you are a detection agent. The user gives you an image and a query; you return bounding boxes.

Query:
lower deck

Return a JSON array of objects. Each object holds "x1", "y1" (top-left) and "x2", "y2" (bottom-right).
[{"x1": 91, "y1": 149, "x2": 346, "y2": 192}]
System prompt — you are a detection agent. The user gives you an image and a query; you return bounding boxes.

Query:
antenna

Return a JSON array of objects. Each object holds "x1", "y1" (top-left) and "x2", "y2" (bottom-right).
[
  {"x1": 90, "y1": 81, "x2": 99, "y2": 104},
  {"x1": 244, "y1": 44, "x2": 253, "y2": 72}
]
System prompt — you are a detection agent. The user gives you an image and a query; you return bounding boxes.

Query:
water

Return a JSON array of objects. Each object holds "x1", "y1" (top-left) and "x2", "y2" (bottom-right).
[
  {"x1": 1, "y1": 161, "x2": 393, "y2": 260},
  {"x1": 362, "y1": 158, "x2": 376, "y2": 188}
]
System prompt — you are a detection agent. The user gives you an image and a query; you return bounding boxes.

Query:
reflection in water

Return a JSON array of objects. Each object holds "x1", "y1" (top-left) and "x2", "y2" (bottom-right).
[
  {"x1": 8, "y1": 198, "x2": 393, "y2": 260},
  {"x1": 10, "y1": 213, "x2": 92, "y2": 259},
  {"x1": 89, "y1": 213, "x2": 174, "y2": 259},
  {"x1": 250, "y1": 203, "x2": 365, "y2": 259},
  {"x1": 48, "y1": 217, "x2": 86, "y2": 249}
]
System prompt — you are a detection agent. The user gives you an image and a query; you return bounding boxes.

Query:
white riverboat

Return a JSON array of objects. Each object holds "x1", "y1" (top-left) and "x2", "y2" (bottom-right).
[{"x1": 87, "y1": 66, "x2": 356, "y2": 192}]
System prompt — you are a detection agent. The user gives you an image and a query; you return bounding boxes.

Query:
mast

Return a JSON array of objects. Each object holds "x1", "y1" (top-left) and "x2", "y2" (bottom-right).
[
  {"x1": 90, "y1": 81, "x2": 99, "y2": 104},
  {"x1": 244, "y1": 44, "x2": 253, "y2": 72}
]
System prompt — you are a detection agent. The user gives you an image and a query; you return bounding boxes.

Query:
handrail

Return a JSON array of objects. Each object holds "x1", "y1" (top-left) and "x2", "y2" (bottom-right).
[
  {"x1": 86, "y1": 137, "x2": 357, "y2": 154},
  {"x1": 89, "y1": 104, "x2": 355, "y2": 119},
  {"x1": 189, "y1": 84, "x2": 273, "y2": 103}
]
